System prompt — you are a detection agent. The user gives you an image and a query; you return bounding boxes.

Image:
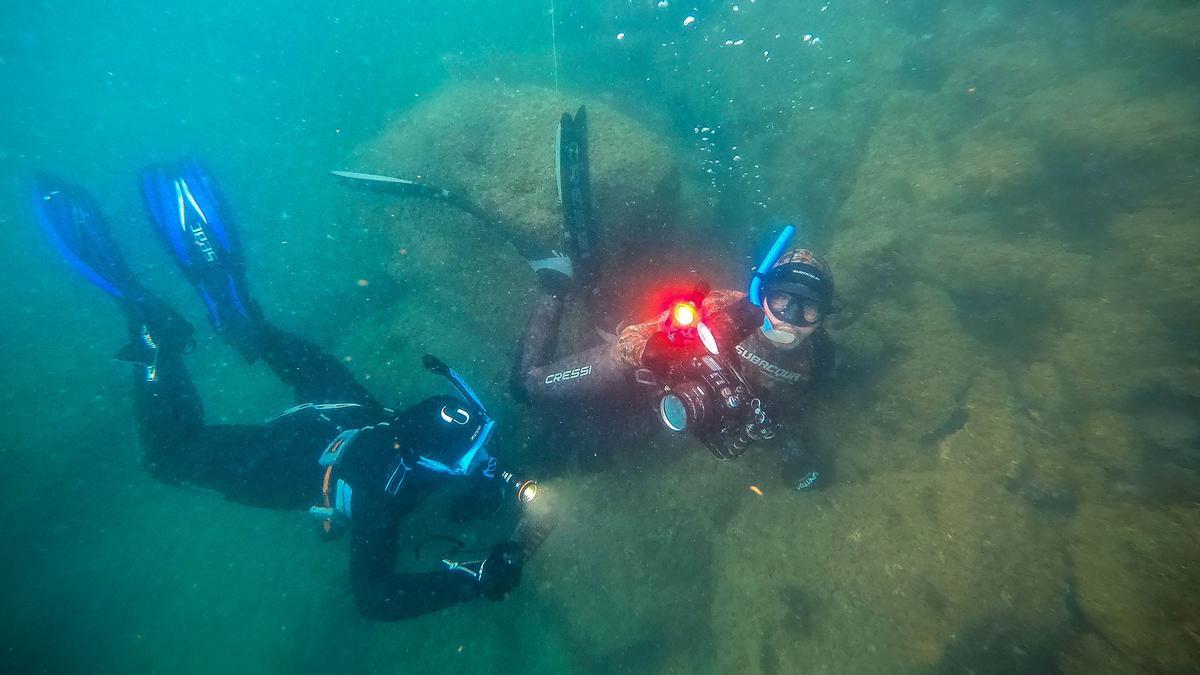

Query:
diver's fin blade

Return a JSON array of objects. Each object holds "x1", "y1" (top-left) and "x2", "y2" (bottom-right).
[
  {"x1": 32, "y1": 173, "x2": 141, "y2": 301},
  {"x1": 556, "y1": 106, "x2": 600, "y2": 291},
  {"x1": 330, "y1": 169, "x2": 452, "y2": 201},
  {"x1": 139, "y1": 156, "x2": 262, "y2": 354},
  {"x1": 139, "y1": 156, "x2": 245, "y2": 274}
]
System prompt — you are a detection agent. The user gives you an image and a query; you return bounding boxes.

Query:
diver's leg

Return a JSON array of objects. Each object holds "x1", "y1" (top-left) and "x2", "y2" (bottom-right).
[
  {"x1": 30, "y1": 173, "x2": 273, "y2": 493},
  {"x1": 254, "y1": 322, "x2": 382, "y2": 410},
  {"x1": 519, "y1": 343, "x2": 628, "y2": 403},
  {"x1": 510, "y1": 287, "x2": 567, "y2": 400},
  {"x1": 132, "y1": 348, "x2": 313, "y2": 506},
  {"x1": 132, "y1": 348, "x2": 232, "y2": 486}
]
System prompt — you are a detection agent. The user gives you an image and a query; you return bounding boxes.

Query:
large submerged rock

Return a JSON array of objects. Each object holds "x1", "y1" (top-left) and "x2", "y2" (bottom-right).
[
  {"x1": 349, "y1": 81, "x2": 680, "y2": 262},
  {"x1": 337, "y1": 82, "x2": 684, "y2": 361}
]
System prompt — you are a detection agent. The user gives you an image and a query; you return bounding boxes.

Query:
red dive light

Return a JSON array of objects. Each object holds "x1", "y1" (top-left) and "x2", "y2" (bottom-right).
[{"x1": 670, "y1": 301, "x2": 699, "y2": 330}]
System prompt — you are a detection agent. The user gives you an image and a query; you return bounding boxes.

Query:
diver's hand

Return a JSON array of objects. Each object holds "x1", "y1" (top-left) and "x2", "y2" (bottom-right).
[
  {"x1": 479, "y1": 540, "x2": 524, "y2": 602},
  {"x1": 642, "y1": 331, "x2": 704, "y2": 374}
]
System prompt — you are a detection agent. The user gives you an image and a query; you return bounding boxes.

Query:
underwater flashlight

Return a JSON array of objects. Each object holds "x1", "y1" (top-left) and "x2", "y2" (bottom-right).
[
  {"x1": 516, "y1": 480, "x2": 538, "y2": 504},
  {"x1": 498, "y1": 469, "x2": 540, "y2": 505}
]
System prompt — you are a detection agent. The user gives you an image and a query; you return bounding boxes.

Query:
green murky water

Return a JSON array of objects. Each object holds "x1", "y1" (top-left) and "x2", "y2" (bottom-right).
[{"x1": 1, "y1": 1, "x2": 1197, "y2": 673}]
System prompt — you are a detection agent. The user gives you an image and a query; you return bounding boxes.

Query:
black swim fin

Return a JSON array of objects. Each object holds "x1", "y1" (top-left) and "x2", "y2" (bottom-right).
[
  {"x1": 556, "y1": 106, "x2": 601, "y2": 294},
  {"x1": 329, "y1": 170, "x2": 541, "y2": 259}
]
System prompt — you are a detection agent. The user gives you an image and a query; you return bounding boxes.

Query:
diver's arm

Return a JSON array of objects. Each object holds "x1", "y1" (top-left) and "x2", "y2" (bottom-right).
[{"x1": 349, "y1": 500, "x2": 480, "y2": 621}]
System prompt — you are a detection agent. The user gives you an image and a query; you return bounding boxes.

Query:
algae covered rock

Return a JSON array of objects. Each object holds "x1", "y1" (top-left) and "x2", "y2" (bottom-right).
[
  {"x1": 351, "y1": 81, "x2": 680, "y2": 258},
  {"x1": 917, "y1": 229, "x2": 1092, "y2": 308},
  {"x1": 853, "y1": 283, "x2": 981, "y2": 449},
  {"x1": 710, "y1": 471, "x2": 1071, "y2": 674},
  {"x1": 528, "y1": 449, "x2": 746, "y2": 670},
  {"x1": 953, "y1": 132, "x2": 1043, "y2": 200},
  {"x1": 1105, "y1": 2, "x2": 1200, "y2": 58},
  {"x1": 1017, "y1": 71, "x2": 1200, "y2": 170},
  {"x1": 1108, "y1": 207, "x2": 1200, "y2": 324},
  {"x1": 936, "y1": 370, "x2": 1022, "y2": 480},
  {"x1": 1046, "y1": 297, "x2": 1174, "y2": 411},
  {"x1": 338, "y1": 81, "x2": 683, "y2": 350},
  {"x1": 940, "y1": 368, "x2": 1075, "y2": 510},
  {"x1": 1077, "y1": 411, "x2": 1141, "y2": 476},
  {"x1": 1067, "y1": 502, "x2": 1200, "y2": 672}
]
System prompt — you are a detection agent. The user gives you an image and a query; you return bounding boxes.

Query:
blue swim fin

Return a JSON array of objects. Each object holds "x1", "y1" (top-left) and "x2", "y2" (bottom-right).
[
  {"x1": 32, "y1": 173, "x2": 146, "y2": 304},
  {"x1": 139, "y1": 156, "x2": 262, "y2": 355},
  {"x1": 32, "y1": 173, "x2": 195, "y2": 367}
]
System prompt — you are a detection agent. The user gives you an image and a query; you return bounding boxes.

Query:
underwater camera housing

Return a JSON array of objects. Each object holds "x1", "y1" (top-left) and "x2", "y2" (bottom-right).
[
  {"x1": 657, "y1": 352, "x2": 776, "y2": 459},
  {"x1": 640, "y1": 287, "x2": 776, "y2": 459}
]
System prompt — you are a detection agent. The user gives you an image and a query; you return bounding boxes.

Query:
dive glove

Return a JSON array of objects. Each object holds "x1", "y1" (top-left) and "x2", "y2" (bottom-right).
[
  {"x1": 479, "y1": 540, "x2": 524, "y2": 601},
  {"x1": 443, "y1": 540, "x2": 524, "y2": 602}
]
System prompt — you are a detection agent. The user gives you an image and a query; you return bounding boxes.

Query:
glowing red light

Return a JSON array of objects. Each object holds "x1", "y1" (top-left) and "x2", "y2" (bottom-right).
[{"x1": 671, "y1": 302, "x2": 699, "y2": 328}]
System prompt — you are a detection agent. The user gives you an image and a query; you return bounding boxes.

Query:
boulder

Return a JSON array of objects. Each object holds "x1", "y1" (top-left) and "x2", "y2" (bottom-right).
[{"x1": 711, "y1": 471, "x2": 1071, "y2": 673}]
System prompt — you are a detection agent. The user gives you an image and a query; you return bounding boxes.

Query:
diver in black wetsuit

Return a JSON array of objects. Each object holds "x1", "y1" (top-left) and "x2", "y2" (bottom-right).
[
  {"x1": 31, "y1": 158, "x2": 532, "y2": 621},
  {"x1": 511, "y1": 112, "x2": 836, "y2": 490}
]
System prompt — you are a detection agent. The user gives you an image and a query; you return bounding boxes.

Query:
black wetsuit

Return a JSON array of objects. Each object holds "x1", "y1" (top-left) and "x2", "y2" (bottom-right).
[
  {"x1": 511, "y1": 290, "x2": 629, "y2": 403},
  {"x1": 136, "y1": 322, "x2": 483, "y2": 620}
]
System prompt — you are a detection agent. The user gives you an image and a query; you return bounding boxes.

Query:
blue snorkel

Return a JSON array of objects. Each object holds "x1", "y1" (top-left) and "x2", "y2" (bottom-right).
[{"x1": 749, "y1": 224, "x2": 796, "y2": 331}]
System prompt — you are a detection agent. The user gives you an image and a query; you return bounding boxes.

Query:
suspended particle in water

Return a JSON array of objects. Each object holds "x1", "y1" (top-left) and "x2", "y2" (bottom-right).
[
  {"x1": 732, "y1": 4, "x2": 740, "y2": 11},
  {"x1": 683, "y1": 15, "x2": 696, "y2": 27},
  {"x1": 657, "y1": 0, "x2": 669, "y2": 7},
  {"x1": 733, "y1": 39, "x2": 744, "y2": 46},
  {"x1": 616, "y1": 32, "x2": 625, "y2": 40}
]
